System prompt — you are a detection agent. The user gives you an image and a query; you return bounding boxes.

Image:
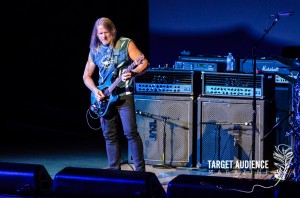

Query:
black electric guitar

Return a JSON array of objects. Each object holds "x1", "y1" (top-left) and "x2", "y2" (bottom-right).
[{"x1": 90, "y1": 54, "x2": 144, "y2": 118}]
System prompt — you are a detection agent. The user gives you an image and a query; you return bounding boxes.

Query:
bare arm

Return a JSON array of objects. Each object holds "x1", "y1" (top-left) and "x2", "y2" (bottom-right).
[
  {"x1": 83, "y1": 55, "x2": 105, "y2": 100},
  {"x1": 122, "y1": 40, "x2": 149, "y2": 81}
]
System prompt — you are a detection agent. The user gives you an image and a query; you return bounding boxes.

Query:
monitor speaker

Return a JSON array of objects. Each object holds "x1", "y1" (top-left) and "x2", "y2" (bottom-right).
[
  {"x1": 166, "y1": 174, "x2": 276, "y2": 198},
  {"x1": 197, "y1": 97, "x2": 275, "y2": 167},
  {"x1": 53, "y1": 167, "x2": 166, "y2": 198},
  {"x1": 0, "y1": 162, "x2": 53, "y2": 197},
  {"x1": 129, "y1": 94, "x2": 196, "y2": 167}
]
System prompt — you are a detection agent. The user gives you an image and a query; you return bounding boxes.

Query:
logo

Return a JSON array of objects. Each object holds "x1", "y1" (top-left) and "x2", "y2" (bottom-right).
[
  {"x1": 273, "y1": 144, "x2": 294, "y2": 181},
  {"x1": 101, "y1": 54, "x2": 113, "y2": 68},
  {"x1": 207, "y1": 160, "x2": 270, "y2": 175},
  {"x1": 261, "y1": 65, "x2": 279, "y2": 72},
  {"x1": 206, "y1": 145, "x2": 294, "y2": 194}
]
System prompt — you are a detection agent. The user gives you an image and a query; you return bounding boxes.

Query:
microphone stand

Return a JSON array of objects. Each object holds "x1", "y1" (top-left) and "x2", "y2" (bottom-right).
[
  {"x1": 243, "y1": 14, "x2": 280, "y2": 179},
  {"x1": 136, "y1": 110, "x2": 178, "y2": 169},
  {"x1": 152, "y1": 115, "x2": 177, "y2": 169},
  {"x1": 200, "y1": 121, "x2": 252, "y2": 163}
]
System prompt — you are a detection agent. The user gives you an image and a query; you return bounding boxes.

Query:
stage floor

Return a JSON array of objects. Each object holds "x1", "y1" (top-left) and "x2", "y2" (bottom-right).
[{"x1": 1, "y1": 127, "x2": 275, "y2": 195}]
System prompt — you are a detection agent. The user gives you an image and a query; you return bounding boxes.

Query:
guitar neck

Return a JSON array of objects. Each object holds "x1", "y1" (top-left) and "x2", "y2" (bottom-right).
[
  {"x1": 107, "y1": 54, "x2": 144, "y2": 93},
  {"x1": 108, "y1": 63, "x2": 135, "y2": 93}
]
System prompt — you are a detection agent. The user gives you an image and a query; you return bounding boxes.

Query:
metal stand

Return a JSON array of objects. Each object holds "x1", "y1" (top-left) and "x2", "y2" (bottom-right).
[
  {"x1": 136, "y1": 110, "x2": 179, "y2": 169},
  {"x1": 199, "y1": 121, "x2": 252, "y2": 162},
  {"x1": 152, "y1": 115, "x2": 177, "y2": 169},
  {"x1": 241, "y1": 14, "x2": 281, "y2": 179}
]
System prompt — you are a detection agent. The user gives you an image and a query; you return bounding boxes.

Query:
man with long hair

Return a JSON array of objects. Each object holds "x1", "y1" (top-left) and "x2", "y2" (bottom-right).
[{"x1": 83, "y1": 17, "x2": 149, "y2": 171}]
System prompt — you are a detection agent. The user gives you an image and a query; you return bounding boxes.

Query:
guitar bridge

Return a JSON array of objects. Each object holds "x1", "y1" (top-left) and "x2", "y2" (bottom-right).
[{"x1": 90, "y1": 102, "x2": 99, "y2": 115}]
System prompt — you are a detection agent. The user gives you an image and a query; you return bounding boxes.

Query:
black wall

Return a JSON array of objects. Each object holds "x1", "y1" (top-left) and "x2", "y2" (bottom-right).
[
  {"x1": 5, "y1": 1, "x2": 149, "y2": 139},
  {"x1": 5, "y1": 0, "x2": 300, "y2": 141}
]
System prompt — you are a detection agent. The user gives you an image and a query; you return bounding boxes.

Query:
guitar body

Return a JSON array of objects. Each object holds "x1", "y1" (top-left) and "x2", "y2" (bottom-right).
[
  {"x1": 90, "y1": 92, "x2": 119, "y2": 118},
  {"x1": 90, "y1": 73, "x2": 119, "y2": 118}
]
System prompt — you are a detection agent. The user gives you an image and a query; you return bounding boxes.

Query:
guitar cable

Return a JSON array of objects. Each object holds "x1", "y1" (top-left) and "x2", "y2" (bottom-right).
[{"x1": 86, "y1": 108, "x2": 102, "y2": 130}]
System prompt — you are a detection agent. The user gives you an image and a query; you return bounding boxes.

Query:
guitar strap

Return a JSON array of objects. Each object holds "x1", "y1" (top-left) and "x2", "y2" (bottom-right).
[
  {"x1": 112, "y1": 40, "x2": 121, "y2": 79},
  {"x1": 113, "y1": 50, "x2": 120, "y2": 66}
]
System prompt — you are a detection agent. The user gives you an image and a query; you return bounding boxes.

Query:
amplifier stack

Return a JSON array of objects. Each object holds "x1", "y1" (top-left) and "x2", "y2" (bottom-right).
[
  {"x1": 130, "y1": 55, "x2": 283, "y2": 168},
  {"x1": 198, "y1": 71, "x2": 276, "y2": 166},
  {"x1": 130, "y1": 69, "x2": 201, "y2": 166}
]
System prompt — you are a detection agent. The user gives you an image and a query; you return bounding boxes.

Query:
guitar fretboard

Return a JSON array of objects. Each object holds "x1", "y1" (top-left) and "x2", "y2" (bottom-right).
[{"x1": 108, "y1": 54, "x2": 144, "y2": 93}]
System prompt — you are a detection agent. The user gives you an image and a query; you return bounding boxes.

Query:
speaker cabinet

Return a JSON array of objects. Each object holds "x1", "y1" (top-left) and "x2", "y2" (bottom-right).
[
  {"x1": 275, "y1": 85, "x2": 292, "y2": 145},
  {"x1": 53, "y1": 167, "x2": 166, "y2": 198},
  {"x1": 130, "y1": 94, "x2": 196, "y2": 167},
  {"x1": 166, "y1": 175, "x2": 276, "y2": 198},
  {"x1": 0, "y1": 162, "x2": 53, "y2": 197},
  {"x1": 197, "y1": 97, "x2": 275, "y2": 166}
]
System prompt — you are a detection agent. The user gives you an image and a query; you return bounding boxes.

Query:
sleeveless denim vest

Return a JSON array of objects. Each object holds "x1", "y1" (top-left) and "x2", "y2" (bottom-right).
[{"x1": 89, "y1": 37, "x2": 134, "y2": 96}]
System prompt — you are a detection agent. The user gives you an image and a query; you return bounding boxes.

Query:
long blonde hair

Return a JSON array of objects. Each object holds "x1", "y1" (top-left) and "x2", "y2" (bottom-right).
[{"x1": 89, "y1": 17, "x2": 117, "y2": 51}]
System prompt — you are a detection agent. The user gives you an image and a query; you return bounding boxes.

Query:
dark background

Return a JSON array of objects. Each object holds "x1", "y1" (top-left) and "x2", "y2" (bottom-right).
[
  {"x1": 5, "y1": 0, "x2": 300, "y2": 144},
  {"x1": 149, "y1": 0, "x2": 300, "y2": 67},
  {"x1": 5, "y1": 0, "x2": 149, "y2": 144}
]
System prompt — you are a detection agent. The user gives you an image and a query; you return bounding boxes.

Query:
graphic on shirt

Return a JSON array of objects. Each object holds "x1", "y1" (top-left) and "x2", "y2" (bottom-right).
[{"x1": 101, "y1": 54, "x2": 113, "y2": 69}]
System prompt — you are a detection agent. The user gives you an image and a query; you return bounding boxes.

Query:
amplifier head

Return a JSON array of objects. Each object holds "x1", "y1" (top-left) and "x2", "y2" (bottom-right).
[
  {"x1": 239, "y1": 57, "x2": 296, "y2": 75},
  {"x1": 240, "y1": 58, "x2": 298, "y2": 84},
  {"x1": 178, "y1": 55, "x2": 227, "y2": 72},
  {"x1": 135, "y1": 69, "x2": 201, "y2": 95},
  {"x1": 201, "y1": 71, "x2": 275, "y2": 99},
  {"x1": 174, "y1": 61, "x2": 217, "y2": 71}
]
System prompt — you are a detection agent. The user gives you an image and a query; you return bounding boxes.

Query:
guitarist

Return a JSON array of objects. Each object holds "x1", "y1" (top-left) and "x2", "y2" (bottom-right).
[{"x1": 83, "y1": 17, "x2": 149, "y2": 171}]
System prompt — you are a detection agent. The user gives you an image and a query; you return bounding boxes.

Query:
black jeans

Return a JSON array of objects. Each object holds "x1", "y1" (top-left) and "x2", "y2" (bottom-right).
[{"x1": 100, "y1": 94, "x2": 145, "y2": 171}]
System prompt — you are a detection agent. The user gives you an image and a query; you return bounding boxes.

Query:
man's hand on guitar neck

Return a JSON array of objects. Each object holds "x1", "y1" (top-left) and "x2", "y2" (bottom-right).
[{"x1": 121, "y1": 70, "x2": 138, "y2": 82}]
